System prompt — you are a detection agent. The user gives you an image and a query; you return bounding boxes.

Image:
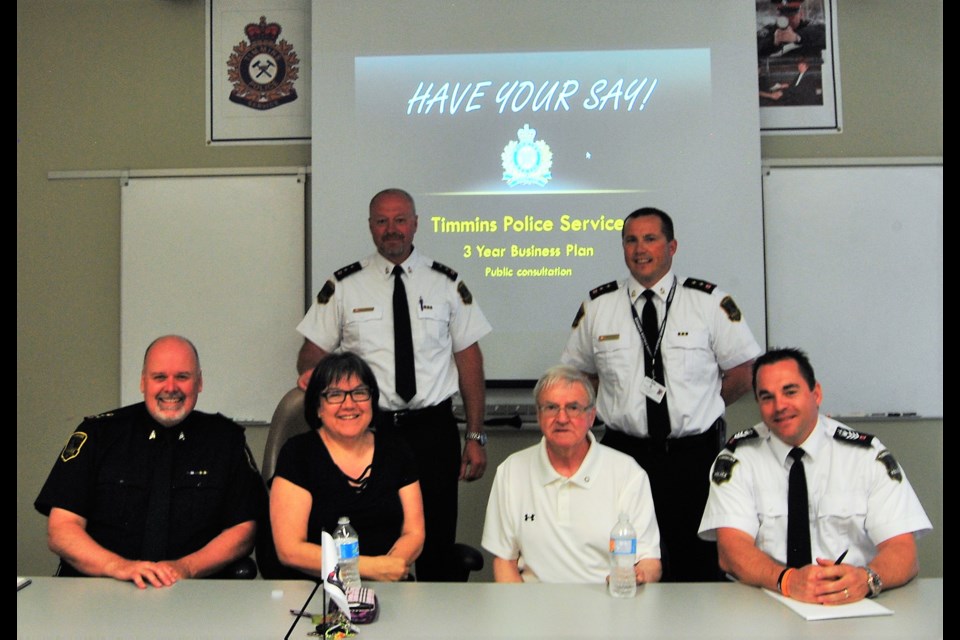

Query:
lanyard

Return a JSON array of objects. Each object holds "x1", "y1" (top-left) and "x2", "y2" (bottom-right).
[{"x1": 629, "y1": 276, "x2": 677, "y2": 368}]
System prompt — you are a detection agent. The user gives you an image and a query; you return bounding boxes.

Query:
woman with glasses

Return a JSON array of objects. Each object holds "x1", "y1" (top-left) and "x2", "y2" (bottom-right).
[{"x1": 270, "y1": 352, "x2": 425, "y2": 581}]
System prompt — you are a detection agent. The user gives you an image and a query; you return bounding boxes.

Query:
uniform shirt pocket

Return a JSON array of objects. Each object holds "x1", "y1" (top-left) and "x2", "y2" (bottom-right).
[
  {"x1": 94, "y1": 464, "x2": 150, "y2": 531},
  {"x1": 593, "y1": 331, "x2": 637, "y2": 392},
  {"x1": 172, "y1": 466, "x2": 228, "y2": 536},
  {"x1": 663, "y1": 329, "x2": 715, "y2": 384},
  {"x1": 816, "y1": 492, "x2": 869, "y2": 552},
  {"x1": 417, "y1": 300, "x2": 451, "y2": 346},
  {"x1": 756, "y1": 488, "x2": 788, "y2": 553},
  {"x1": 343, "y1": 304, "x2": 384, "y2": 347}
]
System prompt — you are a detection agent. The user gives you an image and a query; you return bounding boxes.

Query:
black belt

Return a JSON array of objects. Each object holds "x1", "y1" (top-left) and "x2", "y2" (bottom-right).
[
  {"x1": 605, "y1": 416, "x2": 725, "y2": 453},
  {"x1": 379, "y1": 398, "x2": 454, "y2": 427}
]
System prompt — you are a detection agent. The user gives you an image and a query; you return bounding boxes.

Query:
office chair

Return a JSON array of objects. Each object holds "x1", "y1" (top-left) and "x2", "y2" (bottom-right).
[{"x1": 257, "y1": 387, "x2": 484, "y2": 581}]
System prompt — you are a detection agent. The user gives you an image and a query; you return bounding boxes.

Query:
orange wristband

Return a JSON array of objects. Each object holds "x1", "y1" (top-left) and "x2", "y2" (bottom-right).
[{"x1": 778, "y1": 568, "x2": 794, "y2": 597}]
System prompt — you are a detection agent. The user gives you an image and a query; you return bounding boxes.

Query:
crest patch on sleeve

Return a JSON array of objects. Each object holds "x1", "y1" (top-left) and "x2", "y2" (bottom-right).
[
  {"x1": 60, "y1": 431, "x2": 88, "y2": 462},
  {"x1": 431, "y1": 261, "x2": 459, "y2": 281},
  {"x1": 876, "y1": 449, "x2": 903, "y2": 482},
  {"x1": 712, "y1": 452, "x2": 739, "y2": 484},
  {"x1": 719, "y1": 296, "x2": 742, "y2": 322},
  {"x1": 589, "y1": 281, "x2": 618, "y2": 299},
  {"x1": 571, "y1": 303, "x2": 586, "y2": 328},
  {"x1": 316, "y1": 279, "x2": 335, "y2": 304},
  {"x1": 457, "y1": 281, "x2": 474, "y2": 304}
]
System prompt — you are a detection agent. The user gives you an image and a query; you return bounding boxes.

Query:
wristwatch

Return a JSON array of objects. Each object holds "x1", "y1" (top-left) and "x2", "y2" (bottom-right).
[
  {"x1": 465, "y1": 431, "x2": 487, "y2": 446},
  {"x1": 864, "y1": 566, "x2": 883, "y2": 598}
]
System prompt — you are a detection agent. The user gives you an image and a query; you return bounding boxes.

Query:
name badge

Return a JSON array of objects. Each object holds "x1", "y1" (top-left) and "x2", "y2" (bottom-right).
[{"x1": 640, "y1": 376, "x2": 666, "y2": 403}]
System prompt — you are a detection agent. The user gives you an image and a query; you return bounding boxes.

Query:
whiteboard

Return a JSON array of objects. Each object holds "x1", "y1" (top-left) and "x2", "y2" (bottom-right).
[
  {"x1": 121, "y1": 175, "x2": 305, "y2": 422},
  {"x1": 763, "y1": 164, "x2": 942, "y2": 418}
]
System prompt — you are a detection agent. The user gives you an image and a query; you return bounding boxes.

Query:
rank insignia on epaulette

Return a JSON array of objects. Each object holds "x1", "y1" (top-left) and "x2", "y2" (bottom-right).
[
  {"x1": 876, "y1": 449, "x2": 903, "y2": 482},
  {"x1": 683, "y1": 277, "x2": 717, "y2": 294},
  {"x1": 712, "y1": 452, "x2": 738, "y2": 484},
  {"x1": 834, "y1": 426, "x2": 874, "y2": 446},
  {"x1": 719, "y1": 296, "x2": 742, "y2": 322},
  {"x1": 316, "y1": 280, "x2": 335, "y2": 304},
  {"x1": 334, "y1": 262, "x2": 362, "y2": 281},
  {"x1": 724, "y1": 428, "x2": 758, "y2": 452},
  {"x1": 571, "y1": 303, "x2": 585, "y2": 328},
  {"x1": 589, "y1": 281, "x2": 618, "y2": 299},
  {"x1": 457, "y1": 281, "x2": 473, "y2": 304},
  {"x1": 60, "y1": 431, "x2": 88, "y2": 462},
  {"x1": 84, "y1": 410, "x2": 115, "y2": 421},
  {"x1": 431, "y1": 261, "x2": 458, "y2": 281}
]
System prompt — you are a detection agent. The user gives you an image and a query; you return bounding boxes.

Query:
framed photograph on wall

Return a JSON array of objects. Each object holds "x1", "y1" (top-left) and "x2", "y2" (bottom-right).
[
  {"x1": 206, "y1": 0, "x2": 310, "y2": 144},
  {"x1": 756, "y1": 0, "x2": 842, "y2": 135}
]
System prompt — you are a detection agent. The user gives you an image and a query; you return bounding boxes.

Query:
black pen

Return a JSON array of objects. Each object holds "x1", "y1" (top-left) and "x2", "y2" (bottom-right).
[{"x1": 834, "y1": 549, "x2": 848, "y2": 565}]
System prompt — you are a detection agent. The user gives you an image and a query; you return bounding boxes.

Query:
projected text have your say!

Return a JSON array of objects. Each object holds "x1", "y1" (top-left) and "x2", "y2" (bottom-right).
[{"x1": 407, "y1": 78, "x2": 659, "y2": 114}]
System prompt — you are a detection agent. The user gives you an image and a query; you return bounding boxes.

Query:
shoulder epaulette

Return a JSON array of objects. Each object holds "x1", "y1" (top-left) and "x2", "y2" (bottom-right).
[
  {"x1": 724, "y1": 427, "x2": 759, "y2": 452},
  {"x1": 589, "y1": 281, "x2": 619, "y2": 300},
  {"x1": 683, "y1": 277, "x2": 717, "y2": 294},
  {"x1": 833, "y1": 425, "x2": 875, "y2": 447},
  {"x1": 334, "y1": 262, "x2": 363, "y2": 281},
  {"x1": 83, "y1": 410, "x2": 117, "y2": 422},
  {"x1": 315, "y1": 279, "x2": 335, "y2": 304},
  {"x1": 571, "y1": 302, "x2": 586, "y2": 328},
  {"x1": 431, "y1": 261, "x2": 458, "y2": 281}
]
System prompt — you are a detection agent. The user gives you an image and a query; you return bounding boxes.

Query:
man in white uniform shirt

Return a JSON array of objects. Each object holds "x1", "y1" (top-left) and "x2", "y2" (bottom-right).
[
  {"x1": 562, "y1": 206, "x2": 761, "y2": 581},
  {"x1": 698, "y1": 348, "x2": 931, "y2": 603}
]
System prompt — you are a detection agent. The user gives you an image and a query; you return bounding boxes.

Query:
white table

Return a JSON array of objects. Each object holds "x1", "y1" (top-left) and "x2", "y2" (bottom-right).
[{"x1": 17, "y1": 576, "x2": 942, "y2": 639}]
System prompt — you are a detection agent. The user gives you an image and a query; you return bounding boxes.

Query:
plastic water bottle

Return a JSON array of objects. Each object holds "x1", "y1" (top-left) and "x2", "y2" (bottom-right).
[
  {"x1": 609, "y1": 512, "x2": 637, "y2": 598},
  {"x1": 333, "y1": 516, "x2": 362, "y2": 592}
]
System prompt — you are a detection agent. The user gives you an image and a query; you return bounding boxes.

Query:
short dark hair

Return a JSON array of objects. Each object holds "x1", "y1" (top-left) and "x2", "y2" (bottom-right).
[
  {"x1": 303, "y1": 352, "x2": 381, "y2": 430},
  {"x1": 752, "y1": 347, "x2": 817, "y2": 395},
  {"x1": 369, "y1": 188, "x2": 416, "y2": 216},
  {"x1": 622, "y1": 207, "x2": 675, "y2": 242}
]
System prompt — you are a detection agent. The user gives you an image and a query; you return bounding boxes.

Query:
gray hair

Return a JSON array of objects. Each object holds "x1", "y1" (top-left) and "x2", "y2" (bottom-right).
[{"x1": 533, "y1": 365, "x2": 596, "y2": 407}]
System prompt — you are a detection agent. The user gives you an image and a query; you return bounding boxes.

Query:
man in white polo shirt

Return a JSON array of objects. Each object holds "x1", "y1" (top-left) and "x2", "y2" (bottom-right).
[{"x1": 482, "y1": 365, "x2": 661, "y2": 584}]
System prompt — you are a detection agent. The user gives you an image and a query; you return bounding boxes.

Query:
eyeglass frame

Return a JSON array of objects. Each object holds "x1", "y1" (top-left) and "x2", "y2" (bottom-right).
[
  {"x1": 537, "y1": 402, "x2": 594, "y2": 419},
  {"x1": 320, "y1": 386, "x2": 373, "y2": 404}
]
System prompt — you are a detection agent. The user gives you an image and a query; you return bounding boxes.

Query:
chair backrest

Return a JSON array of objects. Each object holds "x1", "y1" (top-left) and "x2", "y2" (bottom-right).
[
  {"x1": 257, "y1": 386, "x2": 313, "y2": 579},
  {"x1": 261, "y1": 387, "x2": 310, "y2": 485}
]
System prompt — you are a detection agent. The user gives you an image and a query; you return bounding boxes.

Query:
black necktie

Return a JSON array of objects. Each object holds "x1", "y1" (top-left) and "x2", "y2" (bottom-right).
[
  {"x1": 642, "y1": 290, "x2": 670, "y2": 440},
  {"x1": 392, "y1": 265, "x2": 417, "y2": 403},
  {"x1": 787, "y1": 447, "x2": 812, "y2": 568},
  {"x1": 141, "y1": 428, "x2": 174, "y2": 561}
]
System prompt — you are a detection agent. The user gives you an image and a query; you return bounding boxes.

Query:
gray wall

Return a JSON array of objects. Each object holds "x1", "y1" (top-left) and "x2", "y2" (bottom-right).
[{"x1": 17, "y1": 0, "x2": 942, "y2": 580}]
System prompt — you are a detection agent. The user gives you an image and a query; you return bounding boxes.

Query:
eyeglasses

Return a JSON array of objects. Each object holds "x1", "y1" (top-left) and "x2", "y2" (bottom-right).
[
  {"x1": 537, "y1": 403, "x2": 592, "y2": 419},
  {"x1": 321, "y1": 387, "x2": 372, "y2": 404}
]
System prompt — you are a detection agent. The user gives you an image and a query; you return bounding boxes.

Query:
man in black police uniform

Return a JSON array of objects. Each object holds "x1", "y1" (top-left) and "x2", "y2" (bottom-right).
[
  {"x1": 296, "y1": 188, "x2": 492, "y2": 581},
  {"x1": 35, "y1": 335, "x2": 267, "y2": 589}
]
